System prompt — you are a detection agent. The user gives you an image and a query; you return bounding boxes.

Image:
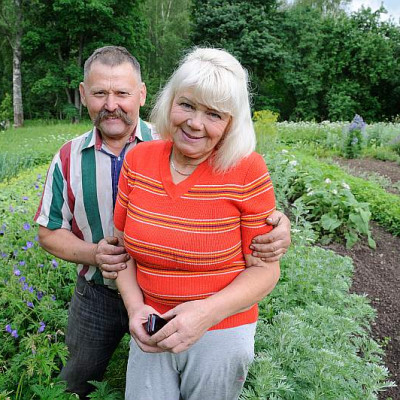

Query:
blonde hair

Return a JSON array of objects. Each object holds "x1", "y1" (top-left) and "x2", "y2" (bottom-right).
[{"x1": 150, "y1": 47, "x2": 255, "y2": 172}]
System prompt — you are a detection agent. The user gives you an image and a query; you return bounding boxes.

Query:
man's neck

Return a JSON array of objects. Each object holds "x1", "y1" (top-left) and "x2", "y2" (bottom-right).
[{"x1": 98, "y1": 129, "x2": 135, "y2": 156}]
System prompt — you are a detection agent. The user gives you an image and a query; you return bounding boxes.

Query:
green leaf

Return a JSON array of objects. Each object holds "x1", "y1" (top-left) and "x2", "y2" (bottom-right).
[{"x1": 320, "y1": 213, "x2": 341, "y2": 231}]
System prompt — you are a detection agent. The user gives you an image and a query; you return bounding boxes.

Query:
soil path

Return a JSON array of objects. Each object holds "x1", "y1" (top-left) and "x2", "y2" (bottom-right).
[{"x1": 322, "y1": 157, "x2": 400, "y2": 399}]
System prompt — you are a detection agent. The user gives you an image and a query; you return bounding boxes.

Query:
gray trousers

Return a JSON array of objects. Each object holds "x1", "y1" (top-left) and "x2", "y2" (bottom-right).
[{"x1": 125, "y1": 322, "x2": 256, "y2": 400}]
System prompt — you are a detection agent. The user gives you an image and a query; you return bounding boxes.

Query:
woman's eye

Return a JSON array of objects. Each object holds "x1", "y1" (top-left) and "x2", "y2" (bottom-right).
[
  {"x1": 180, "y1": 102, "x2": 193, "y2": 109},
  {"x1": 208, "y1": 112, "x2": 221, "y2": 119}
]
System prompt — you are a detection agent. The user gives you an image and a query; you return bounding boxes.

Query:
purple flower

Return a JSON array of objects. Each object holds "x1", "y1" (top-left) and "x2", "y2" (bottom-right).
[
  {"x1": 14, "y1": 269, "x2": 21, "y2": 276},
  {"x1": 19, "y1": 261, "x2": 25, "y2": 266},
  {"x1": 28, "y1": 286, "x2": 34, "y2": 293},
  {"x1": 1, "y1": 252, "x2": 7, "y2": 258},
  {"x1": 38, "y1": 321, "x2": 46, "y2": 333},
  {"x1": 22, "y1": 283, "x2": 29, "y2": 290},
  {"x1": 51, "y1": 295, "x2": 56, "y2": 301},
  {"x1": 22, "y1": 196, "x2": 28, "y2": 201},
  {"x1": 51, "y1": 259, "x2": 59, "y2": 268},
  {"x1": 27, "y1": 301, "x2": 34, "y2": 308},
  {"x1": 26, "y1": 241, "x2": 33, "y2": 249},
  {"x1": 23, "y1": 223, "x2": 31, "y2": 231},
  {"x1": 38, "y1": 263, "x2": 44, "y2": 268},
  {"x1": 37, "y1": 174, "x2": 42, "y2": 180},
  {"x1": 5, "y1": 324, "x2": 12, "y2": 333},
  {"x1": 34, "y1": 184, "x2": 39, "y2": 189},
  {"x1": 11, "y1": 329, "x2": 18, "y2": 338},
  {"x1": 13, "y1": 250, "x2": 18, "y2": 257},
  {"x1": 9, "y1": 205, "x2": 14, "y2": 213},
  {"x1": 0, "y1": 229, "x2": 4, "y2": 235},
  {"x1": 34, "y1": 235, "x2": 39, "y2": 242},
  {"x1": 37, "y1": 291, "x2": 44, "y2": 301},
  {"x1": 19, "y1": 276, "x2": 26, "y2": 283}
]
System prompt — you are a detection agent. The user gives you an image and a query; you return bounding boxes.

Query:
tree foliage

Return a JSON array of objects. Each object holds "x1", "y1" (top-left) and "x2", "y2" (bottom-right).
[{"x1": 0, "y1": 0, "x2": 399, "y2": 122}]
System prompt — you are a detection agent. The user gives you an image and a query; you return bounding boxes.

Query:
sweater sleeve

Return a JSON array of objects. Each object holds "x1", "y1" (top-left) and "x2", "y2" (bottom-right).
[
  {"x1": 114, "y1": 152, "x2": 135, "y2": 232},
  {"x1": 240, "y1": 153, "x2": 276, "y2": 254}
]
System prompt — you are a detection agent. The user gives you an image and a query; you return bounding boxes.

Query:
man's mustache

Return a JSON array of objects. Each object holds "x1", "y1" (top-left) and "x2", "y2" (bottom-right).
[{"x1": 94, "y1": 108, "x2": 134, "y2": 126}]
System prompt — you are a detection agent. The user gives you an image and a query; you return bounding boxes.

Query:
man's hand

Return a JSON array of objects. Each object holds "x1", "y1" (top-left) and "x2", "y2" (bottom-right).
[
  {"x1": 250, "y1": 210, "x2": 291, "y2": 262},
  {"x1": 94, "y1": 236, "x2": 130, "y2": 279}
]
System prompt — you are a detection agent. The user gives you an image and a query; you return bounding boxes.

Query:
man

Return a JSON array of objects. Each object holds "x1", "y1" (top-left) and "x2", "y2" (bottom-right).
[{"x1": 35, "y1": 46, "x2": 291, "y2": 398}]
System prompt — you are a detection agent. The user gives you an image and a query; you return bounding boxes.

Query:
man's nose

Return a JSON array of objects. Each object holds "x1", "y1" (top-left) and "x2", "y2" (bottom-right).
[{"x1": 104, "y1": 94, "x2": 118, "y2": 112}]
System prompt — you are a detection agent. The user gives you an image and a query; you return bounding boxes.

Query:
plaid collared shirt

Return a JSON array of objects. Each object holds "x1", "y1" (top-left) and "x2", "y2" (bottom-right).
[{"x1": 34, "y1": 119, "x2": 157, "y2": 289}]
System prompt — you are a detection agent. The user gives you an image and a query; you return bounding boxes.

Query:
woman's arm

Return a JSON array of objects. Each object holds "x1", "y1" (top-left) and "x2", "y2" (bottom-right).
[{"x1": 114, "y1": 228, "x2": 163, "y2": 353}]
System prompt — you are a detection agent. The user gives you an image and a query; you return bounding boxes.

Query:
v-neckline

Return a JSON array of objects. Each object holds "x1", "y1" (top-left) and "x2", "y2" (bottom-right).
[{"x1": 160, "y1": 141, "x2": 209, "y2": 200}]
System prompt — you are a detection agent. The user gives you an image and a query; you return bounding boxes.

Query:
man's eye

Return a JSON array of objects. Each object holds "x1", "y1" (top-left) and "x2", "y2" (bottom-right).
[
  {"x1": 93, "y1": 92, "x2": 106, "y2": 97},
  {"x1": 116, "y1": 92, "x2": 129, "y2": 97}
]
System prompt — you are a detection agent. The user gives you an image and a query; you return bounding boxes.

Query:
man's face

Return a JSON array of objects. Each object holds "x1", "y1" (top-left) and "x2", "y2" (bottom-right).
[{"x1": 79, "y1": 61, "x2": 146, "y2": 140}]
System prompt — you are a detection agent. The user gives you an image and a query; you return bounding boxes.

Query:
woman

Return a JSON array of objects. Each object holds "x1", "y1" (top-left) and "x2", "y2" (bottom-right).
[{"x1": 114, "y1": 47, "x2": 280, "y2": 400}]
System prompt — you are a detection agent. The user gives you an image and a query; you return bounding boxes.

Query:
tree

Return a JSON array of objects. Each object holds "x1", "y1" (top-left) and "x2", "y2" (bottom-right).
[
  {"x1": 191, "y1": 0, "x2": 285, "y2": 112},
  {"x1": 141, "y1": 0, "x2": 192, "y2": 117},
  {"x1": 0, "y1": 0, "x2": 24, "y2": 127},
  {"x1": 22, "y1": 0, "x2": 150, "y2": 120}
]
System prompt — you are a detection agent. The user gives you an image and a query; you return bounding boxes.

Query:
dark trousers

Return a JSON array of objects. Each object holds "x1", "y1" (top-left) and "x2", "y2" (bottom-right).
[{"x1": 59, "y1": 276, "x2": 129, "y2": 398}]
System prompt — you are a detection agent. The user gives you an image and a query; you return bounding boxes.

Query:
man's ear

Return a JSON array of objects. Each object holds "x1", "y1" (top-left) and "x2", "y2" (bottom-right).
[
  {"x1": 140, "y1": 83, "x2": 147, "y2": 107},
  {"x1": 79, "y1": 82, "x2": 87, "y2": 107}
]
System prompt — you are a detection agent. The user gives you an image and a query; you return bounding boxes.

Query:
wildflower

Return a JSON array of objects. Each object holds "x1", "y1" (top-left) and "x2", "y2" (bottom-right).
[
  {"x1": 281, "y1": 149, "x2": 288, "y2": 154},
  {"x1": 38, "y1": 263, "x2": 44, "y2": 268},
  {"x1": 5, "y1": 324, "x2": 12, "y2": 333},
  {"x1": 13, "y1": 250, "x2": 18, "y2": 257},
  {"x1": 342, "y1": 182, "x2": 350, "y2": 190},
  {"x1": 26, "y1": 241, "x2": 33, "y2": 249},
  {"x1": 51, "y1": 259, "x2": 59, "y2": 268},
  {"x1": 34, "y1": 184, "x2": 39, "y2": 189},
  {"x1": 51, "y1": 295, "x2": 56, "y2": 301},
  {"x1": 11, "y1": 329, "x2": 18, "y2": 338},
  {"x1": 19, "y1": 276, "x2": 26, "y2": 283},
  {"x1": 14, "y1": 269, "x2": 21, "y2": 276},
  {"x1": 37, "y1": 174, "x2": 42, "y2": 180},
  {"x1": 22, "y1": 196, "x2": 28, "y2": 201},
  {"x1": 0, "y1": 229, "x2": 4, "y2": 235},
  {"x1": 28, "y1": 286, "x2": 34, "y2": 293},
  {"x1": 27, "y1": 301, "x2": 34, "y2": 308},
  {"x1": 19, "y1": 261, "x2": 25, "y2": 266},
  {"x1": 22, "y1": 283, "x2": 29, "y2": 290},
  {"x1": 1, "y1": 252, "x2": 7, "y2": 258},
  {"x1": 289, "y1": 160, "x2": 298, "y2": 166},
  {"x1": 38, "y1": 321, "x2": 46, "y2": 333},
  {"x1": 325, "y1": 178, "x2": 332, "y2": 184},
  {"x1": 37, "y1": 291, "x2": 44, "y2": 301},
  {"x1": 9, "y1": 205, "x2": 14, "y2": 213},
  {"x1": 332, "y1": 189, "x2": 338, "y2": 195},
  {"x1": 34, "y1": 235, "x2": 39, "y2": 241},
  {"x1": 23, "y1": 223, "x2": 31, "y2": 231}
]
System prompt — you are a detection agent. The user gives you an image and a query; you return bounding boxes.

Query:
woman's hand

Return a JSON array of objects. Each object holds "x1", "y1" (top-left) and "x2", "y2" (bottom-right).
[
  {"x1": 128, "y1": 305, "x2": 166, "y2": 353},
  {"x1": 149, "y1": 300, "x2": 215, "y2": 354}
]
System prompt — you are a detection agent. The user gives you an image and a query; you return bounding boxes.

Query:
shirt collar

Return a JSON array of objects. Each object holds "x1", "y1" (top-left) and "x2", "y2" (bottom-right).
[{"x1": 82, "y1": 118, "x2": 145, "y2": 151}]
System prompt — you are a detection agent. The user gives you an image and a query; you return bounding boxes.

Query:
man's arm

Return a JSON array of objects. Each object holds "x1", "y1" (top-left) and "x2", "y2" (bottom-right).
[
  {"x1": 38, "y1": 226, "x2": 129, "y2": 278},
  {"x1": 250, "y1": 210, "x2": 291, "y2": 261}
]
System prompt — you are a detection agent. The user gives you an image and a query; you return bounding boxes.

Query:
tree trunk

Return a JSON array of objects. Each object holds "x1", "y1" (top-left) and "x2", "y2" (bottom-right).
[{"x1": 12, "y1": 0, "x2": 23, "y2": 127}]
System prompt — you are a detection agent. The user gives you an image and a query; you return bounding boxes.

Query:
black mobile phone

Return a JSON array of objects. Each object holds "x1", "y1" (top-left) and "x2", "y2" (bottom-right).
[{"x1": 144, "y1": 313, "x2": 168, "y2": 336}]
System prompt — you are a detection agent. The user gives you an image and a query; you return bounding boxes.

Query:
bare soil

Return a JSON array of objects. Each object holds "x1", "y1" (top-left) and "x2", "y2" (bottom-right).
[{"x1": 322, "y1": 157, "x2": 400, "y2": 400}]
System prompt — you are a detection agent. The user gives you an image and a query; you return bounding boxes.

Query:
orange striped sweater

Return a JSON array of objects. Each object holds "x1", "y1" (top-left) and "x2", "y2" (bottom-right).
[{"x1": 114, "y1": 140, "x2": 276, "y2": 330}]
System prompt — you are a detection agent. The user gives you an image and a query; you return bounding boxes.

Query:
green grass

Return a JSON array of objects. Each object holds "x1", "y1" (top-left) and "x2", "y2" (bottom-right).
[{"x1": 0, "y1": 120, "x2": 92, "y2": 182}]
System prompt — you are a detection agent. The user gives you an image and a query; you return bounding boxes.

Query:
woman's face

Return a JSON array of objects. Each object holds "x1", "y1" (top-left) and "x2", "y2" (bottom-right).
[{"x1": 169, "y1": 90, "x2": 231, "y2": 162}]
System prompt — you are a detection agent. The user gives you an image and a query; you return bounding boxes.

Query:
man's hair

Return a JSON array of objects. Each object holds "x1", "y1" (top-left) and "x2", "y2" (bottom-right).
[
  {"x1": 83, "y1": 46, "x2": 142, "y2": 81},
  {"x1": 150, "y1": 47, "x2": 256, "y2": 173}
]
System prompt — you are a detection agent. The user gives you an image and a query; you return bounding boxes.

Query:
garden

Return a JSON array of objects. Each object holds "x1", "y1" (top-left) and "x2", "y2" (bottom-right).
[{"x1": 0, "y1": 115, "x2": 399, "y2": 399}]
